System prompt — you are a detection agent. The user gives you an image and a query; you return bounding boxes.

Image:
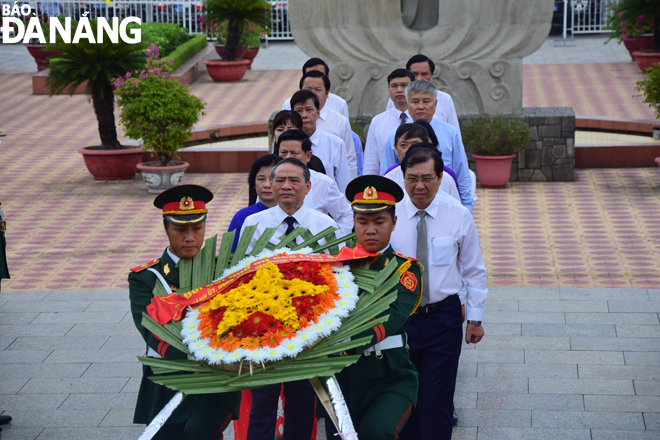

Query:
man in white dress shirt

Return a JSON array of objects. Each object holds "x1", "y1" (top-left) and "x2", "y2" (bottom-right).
[
  {"x1": 390, "y1": 147, "x2": 487, "y2": 440},
  {"x1": 291, "y1": 90, "x2": 351, "y2": 193},
  {"x1": 274, "y1": 129, "x2": 353, "y2": 236},
  {"x1": 241, "y1": 158, "x2": 339, "y2": 253},
  {"x1": 380, "y1": 80, "x2": 474, "y2": 212},
  {"x1": 363, "y1": 68, "x2": 415, "y2": 175},
  {"x1": 385, "y1": 54, "x2": 460, "y2": 131},
  {"x1": 281, "y1": 57, "x2": 349, "y2": 120}
]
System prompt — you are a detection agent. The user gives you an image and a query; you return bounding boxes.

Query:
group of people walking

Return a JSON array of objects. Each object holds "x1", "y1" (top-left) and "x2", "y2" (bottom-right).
[{"x1": 128, "y1": 54, "x2": 488, "y2": 440}]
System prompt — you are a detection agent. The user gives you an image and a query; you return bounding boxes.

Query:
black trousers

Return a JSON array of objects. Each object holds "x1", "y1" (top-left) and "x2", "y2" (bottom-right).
[
  {"x1": 152, "y1": 395, "x2": 234, "y2": 440},
  {"x1": 398, "y1": 295, "x2": 462, "y2": 440},
  {"x1": 246, "y1": 380, "x2": 316, "y2": 440}
]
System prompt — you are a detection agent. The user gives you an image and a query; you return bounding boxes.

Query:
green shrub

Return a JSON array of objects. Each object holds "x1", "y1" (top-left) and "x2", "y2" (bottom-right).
[
  {"x1": 166, "y1": 34, "x2": 208, "y2": 72},
  {"x1": 140, "y1": 22, "x2": 191, "y2": 56},
  {"x1": 461, "y1": 115, "x2": 532, "y2": 156},
  {"x1": 635, "y1": 65, "x2": 660, "y2": 120}
]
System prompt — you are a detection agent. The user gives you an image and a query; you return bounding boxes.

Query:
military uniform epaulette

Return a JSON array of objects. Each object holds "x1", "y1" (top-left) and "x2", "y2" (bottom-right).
[
  {"x1": 130, "y1": 259, "x2": 160, "y2": 273},
  {"x1": 393, "y1": 251, "x2": 418, "y2": 262}
]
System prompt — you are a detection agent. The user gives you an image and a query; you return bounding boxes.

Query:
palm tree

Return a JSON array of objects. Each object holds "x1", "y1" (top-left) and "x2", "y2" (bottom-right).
[
  {"x1": 203, "y1": 0, "x2": 271, "y2": 62},
  {"x1": 618, "y1": 0, "x2": 660, "y2": 52},
  {"x1": 46, "y1": 21, "x2": 148, "y2": 149}
]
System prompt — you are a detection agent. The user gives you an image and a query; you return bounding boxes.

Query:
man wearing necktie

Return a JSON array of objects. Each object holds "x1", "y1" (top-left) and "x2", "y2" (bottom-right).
[{"x1": 389, "y1": 147, "x2": 488, "y2": 440}]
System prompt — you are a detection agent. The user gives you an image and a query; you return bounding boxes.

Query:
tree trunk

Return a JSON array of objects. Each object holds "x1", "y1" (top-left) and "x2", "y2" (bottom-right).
[
  {"x1": 159, "y1": 153, "x2": 172, "y2": 167},
  {"x1": 222, "y1": 22, "x2": 243, "y2": 61},
  {"x1": 92, "y1": 83, "x2": 121, "y2": 150}
]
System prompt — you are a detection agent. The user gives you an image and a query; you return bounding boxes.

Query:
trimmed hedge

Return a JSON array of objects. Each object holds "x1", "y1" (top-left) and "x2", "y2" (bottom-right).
[{"x1": 166, "y1": 34, "x2": 209, "y2": 72}]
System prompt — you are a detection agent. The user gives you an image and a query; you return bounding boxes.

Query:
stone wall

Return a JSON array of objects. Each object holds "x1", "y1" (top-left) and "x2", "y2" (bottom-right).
[{"x1": 460, "y1": 107, "x2": 576, "y2": 182}]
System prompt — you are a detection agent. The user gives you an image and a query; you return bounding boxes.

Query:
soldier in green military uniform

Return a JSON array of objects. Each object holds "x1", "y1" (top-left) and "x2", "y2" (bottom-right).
[
  {"x1": 334, "y1": 175, "x2": 423, "y2": 440},
  {"x1": 0, "y1": 201, "x2": 9, "y2": 292},
  {"x1": 128, "y1": 185, "x2": 240, "y2": 440}
]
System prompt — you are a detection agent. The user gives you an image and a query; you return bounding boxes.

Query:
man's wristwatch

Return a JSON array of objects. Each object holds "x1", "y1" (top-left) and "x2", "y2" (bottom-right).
[{"x1": 466, "y1": 320, "x2": 482, "y2": 326}]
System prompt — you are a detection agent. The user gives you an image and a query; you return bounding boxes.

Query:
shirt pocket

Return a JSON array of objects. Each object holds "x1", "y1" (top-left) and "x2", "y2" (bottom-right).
[{"x1": 431, "y1": 236, "x2": 456, "y2": 266}]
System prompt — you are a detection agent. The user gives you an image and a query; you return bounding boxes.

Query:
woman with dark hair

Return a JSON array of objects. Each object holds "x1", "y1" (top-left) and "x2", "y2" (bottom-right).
[
  {"x1": 272, "y1": 110, "x2": 326, "y2": 175},
  {"x1": 228, "y1": 154, "x2": 283, "y2": 252}
]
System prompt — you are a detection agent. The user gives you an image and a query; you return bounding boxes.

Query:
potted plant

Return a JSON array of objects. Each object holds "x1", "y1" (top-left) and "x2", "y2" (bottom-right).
[
  {"x1": 23, "y1": 14, "x2": 59, "y2": 71},
  {"x1": 211, "y1": 21, "x2": 267, "y2": 69},
  {"x1": 634, "y1": 65, "x2": 660, "y2": 166},
  {"x1": 604, "y1": 3, "x2": 653, "y2": 61},
  {"x1": 617, "y1": 0, "x2": 660, "y2": 70},
  {"x1": 461, "y1": 115, "x2": 532, "y2": 189},
  {"x1": 202, "y1": 0, "x2": 271, "y2": 82},
  {"x1": 114, "y1": 45, "x2": 206, "y2": 193},
  {"x1": 47, "y1": 20, "x2": 148, "y2": 179}
]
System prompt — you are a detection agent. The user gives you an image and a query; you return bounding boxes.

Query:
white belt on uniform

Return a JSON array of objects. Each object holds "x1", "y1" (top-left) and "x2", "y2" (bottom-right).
[{"x1": 363, "y1": 334, "x2": 407, "y2": 357}]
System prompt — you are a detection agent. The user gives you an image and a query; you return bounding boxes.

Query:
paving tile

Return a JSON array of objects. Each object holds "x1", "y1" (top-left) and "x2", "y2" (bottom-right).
[
  {"x1": 0, "y1": 378, "x2": 29, "y2": 394},
  {"x1": 584, "y1": 395, "x2": 660, "y2": 412},
  {"x1": 455, "y1": 392, "x2": 478, "y2": 409},
  {"x1": 0, "y1": 291, "x2": 50, "y2": 301},
  {"x1": 458, "y1": 361, "x2": 478, "y2": 378},
  {"x1": 120, "y1": 377, "x2": 142, "y2": 393},
  {"x1": 81, "y1": 362, "x2": 142, "y2": 378},
  {"x1": 643, "y1": 412, "x2": 660, "y2": 431},
  {"x1": 0, "y1": 428, "x2": 44, "y2": 440},
  {"x1": 0, "y1": 324, "x2": 74, "y2": 337},
  {"x1": 578, "y1": 365, "x2": 660, "y2": 381},
  {"x1": 457, "y1": 350, "x2": 525, "y2": 364},
  {"x1": 483, "y1": 300, "x2": 519, "y2": 312},
  {"x1": 99, "y1": 409, "x2": 135, "y2": 427},
  {"x1": 100, "y1": 335, "x2": 146, "y2": 350},
  {"x1": 483, "y1": 312, "x2": 566, "y2": 324},
  {"x1": 634, "y1": 380, "x2": 660, "y2": 396},
  {"x1": 6, "y1": 336, "x2": 109, "y2": 351},
  {"x1": 476, "y1": 428, "x2": 591, "y2": 440},
  {"x1": 529, "y1": 378, "x2": 634, "y2": 395},
  {"x1": 608, "y1": 301, "x2": 660, "y2": 313},
  {"x1": 481, "y1": 324, "x2": 521, "y2": 336},
  {"x1": 625, "y1": 352, "x2": 660, "y2": 366},
  {"x1": 566, "y1": 313, "x2": 659, "y2": 325},
  {"x1": 59, "y1": 393, "x2": 138, "y2": 411},
  {"x1": 44, "y1": 349, "x2": 141, "y2": 364},
  {"x1": 485, "y1": 287, "x2": 560, "y2": 300},
  {"x1": 455, "y1": 409, "x2": 531, "y2": 428},
  {"x1": 591, "y1": 430, "x2": 660, "y2": 440},
  {"x1": 532, "y1": 410, "x2": 645, "y2": 430},
  {"x1": 522, "y1": 324, "x2": 616, "y2": 337},
  {"x1": 18, "y1": 378, "x2": 129, "y2": 394},
  {"x1": 85, "y1": 301, "x2": 131, "y2": 313},
  {"x1": 477, "y1": 393, "x2": 584, "y2": 411},
  {"x1": 0, "y1": 363, "x2": 89, "y2": 379},
  {"x1": 477, "y1": 363, "x2": 577, "y2": 379},
  {"x1": 519, "y1": 300, "x2": 608, "y2": 313},
  {"x1": 34, "y1": 427, "x2": 146, "y2": 440},
  {"x1": 450, "y1": 427, "x2": 477, "y2": 439},
  {"x1": 649, "y1": 290, "x2": 660, "y2": 301},
  {"x1": 0, "y1": 301, "x2": 92, "y2": 313},
  {"x1": 1, "y1": 410, "x2": 109, "y2": 428},
  {"x1": 31, "y1": 312, "x2": 127, "y2": 325},
  {"x1": 616, "y1": 325, "x2": 660, "y2": 339},
  {"x1": 525, "y1": 350, "x2": 624, "y2": 365},
  {"x1": 0, "y1": 350, "x2": 51, "y2": 364},
  {"x1": 65, "y1": 323, "x2": 140, "y2": 337},
  {"x1": 570, "y1": 337, "x2": 660, "y2": 352},
  {"x1": 0, "y1": 336, "x2": 16, "y2": 350},
  {"x1": 0, "y1": 313, "x2": 38, "y2": 324},
  {"x1": 0, "y1": 394, "x2": 68, "y2": 410},
  {"x1": 455, "y1": 377, "x2": 529, "y2": 394},
  {"x1": 559, "y1": 288, "x2": 650, "y2": 301},
  {"x1": 475, "y1": 337, "x2": 569, "y2": 351},
  {"x1": 45, "y1": 290, "x2": 129, "y2": 301}
]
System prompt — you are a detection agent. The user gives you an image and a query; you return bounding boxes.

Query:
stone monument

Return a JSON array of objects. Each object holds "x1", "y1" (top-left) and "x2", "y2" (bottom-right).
[{"x1": 288, "y1": 0, "x2": 553, "y2": 121}]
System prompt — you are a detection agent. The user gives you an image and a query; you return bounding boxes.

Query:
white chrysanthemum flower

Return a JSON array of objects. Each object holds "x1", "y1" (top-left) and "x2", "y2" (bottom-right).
[{"x1": 281, "y1": 338, "x2": 304, "y2": 357}]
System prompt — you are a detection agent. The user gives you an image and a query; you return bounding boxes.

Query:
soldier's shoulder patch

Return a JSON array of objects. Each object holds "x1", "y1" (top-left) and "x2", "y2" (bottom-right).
[
  {"x1": 130, "y1": 259, "x2": 160, "y2": 273},
  {"x1": 393, "y1": 251, "x2": 419, "y2": 262},
  {"x1": 400, "y1": 270, "x2": 418, "y2": 292}
]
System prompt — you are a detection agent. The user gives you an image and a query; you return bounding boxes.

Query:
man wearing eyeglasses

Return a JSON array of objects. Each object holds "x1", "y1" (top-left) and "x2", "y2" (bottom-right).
[
  {"x1": 363, "y1": 68, "x2": 415, "y2": 175},
  {"x1": 390, "y1": 147, "x2": 487, "y2": 440}
]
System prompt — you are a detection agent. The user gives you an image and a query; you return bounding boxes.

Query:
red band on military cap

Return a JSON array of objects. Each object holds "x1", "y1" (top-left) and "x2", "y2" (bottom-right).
[
  {"x1": 162, "y1": 198, "x2": 208, "y2": 216},
  {"x1": 351, "y1": 187, "x2": 396, "y2": 207}
]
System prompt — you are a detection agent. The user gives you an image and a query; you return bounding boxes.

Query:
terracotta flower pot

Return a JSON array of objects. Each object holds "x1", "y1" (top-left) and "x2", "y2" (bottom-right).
[
  {"x1": 77, "y1": 146, "x2": 143, "y2": 180},
  {"x1": 622, "y1": 38, "x2": 640, "y2": 61},
  {"x1": 213, "y1": 44, "x2": 246, "y2": 60},
  {"x1": 241, "y1": 47, "x2": 260, "y2": 69},
  {"x1": 137, "y1": 161, "x2": 189, "y2": 193},
  {"x1": 204, "y1": 59, "x2": 251, "y2": 82},
  {"x1": 25, "y1": 44, "x2": 59, "y2": 71},
  {"x1": 637, "y1": 34, "x2": 655, "y2": 51},
  {"x1": 472, "y1": 154, "x2": 516, "y2": 189},
  {"x1": 632, "y1": 51, "x2": 660, "y2": 71}
]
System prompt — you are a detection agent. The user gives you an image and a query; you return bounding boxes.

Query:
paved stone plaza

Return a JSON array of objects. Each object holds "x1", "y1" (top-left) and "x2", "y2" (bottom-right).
[{"x1": 1, "y1": 34, "x2": 659, "y2": 439}]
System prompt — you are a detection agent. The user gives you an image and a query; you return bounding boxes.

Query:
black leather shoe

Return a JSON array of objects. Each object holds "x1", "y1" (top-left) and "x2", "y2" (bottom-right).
[
  {"x1": 0, "y1": 415, "x2": 12, "y2": 425},
  {"x1": 453, "y1": 410, "x2": 458, "y2": 425}
]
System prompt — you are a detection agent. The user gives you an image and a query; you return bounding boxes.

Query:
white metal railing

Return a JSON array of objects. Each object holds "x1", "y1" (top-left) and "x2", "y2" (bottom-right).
[
  {"x1": 1, "y1": 0, "x2": 293, "y2": 39},
  {"x1": 563, "y1": 0, "x2": 619, "y2": 36}
]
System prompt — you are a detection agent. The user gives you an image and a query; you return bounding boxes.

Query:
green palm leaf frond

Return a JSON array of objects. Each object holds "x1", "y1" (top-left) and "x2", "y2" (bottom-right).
[{"x1": 203, "y1": 0, "x2": 271, "y2": 29}]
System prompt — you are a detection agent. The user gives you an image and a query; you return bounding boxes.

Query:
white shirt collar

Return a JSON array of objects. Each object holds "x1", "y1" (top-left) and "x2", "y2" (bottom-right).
[
  {"x1": 319, "y1": 106, "x2": 328, "y2": 121},
  {"x1": 405, "y1": 191, "x2": 440, "y2": 220},
  {"x1": 309, "y1": 129, "x2": 320, "y2": 145},
  {"x1": 166, "y1": 247, "x2": 180, "y2": 264},
  {"x1": 274, "y1": 204, "x2": 307, "y2": 224}
]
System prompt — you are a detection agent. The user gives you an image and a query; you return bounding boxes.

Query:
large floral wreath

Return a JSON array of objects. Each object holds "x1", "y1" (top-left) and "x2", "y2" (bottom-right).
[{"x1": 180, "y1": 248, "x2": 359, "y2": 365}]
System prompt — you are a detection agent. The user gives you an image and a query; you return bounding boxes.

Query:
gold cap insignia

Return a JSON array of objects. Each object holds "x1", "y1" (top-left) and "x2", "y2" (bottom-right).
[
  {"x1": 179, "y1": 197, "x2": 194, "y2": 211},
  {"x1": 363, "y1": 186, "x2": 378, "y2": 200},
  {"x1": 163, "y1": 263, "x2": 171, "y2": 276}
]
